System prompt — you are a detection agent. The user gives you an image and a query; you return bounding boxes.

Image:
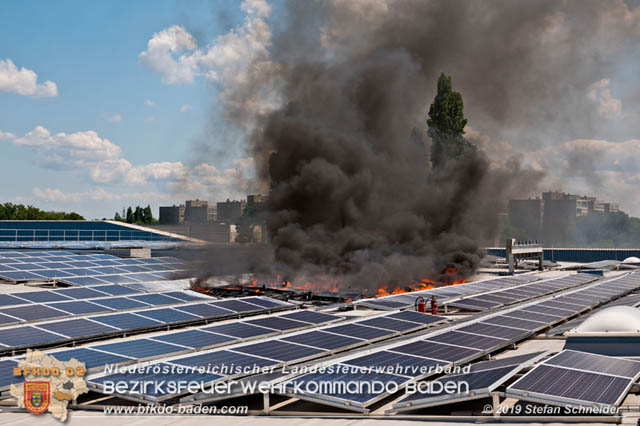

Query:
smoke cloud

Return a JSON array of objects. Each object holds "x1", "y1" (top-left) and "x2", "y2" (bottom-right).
[{"x1": 198, "y1": 0, "x2": 640, "y2": 292}]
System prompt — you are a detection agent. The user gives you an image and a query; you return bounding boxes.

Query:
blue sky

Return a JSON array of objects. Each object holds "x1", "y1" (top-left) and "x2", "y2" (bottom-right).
[{"x1": 0, "y1": 0, "x2": 267, "y2": 219}]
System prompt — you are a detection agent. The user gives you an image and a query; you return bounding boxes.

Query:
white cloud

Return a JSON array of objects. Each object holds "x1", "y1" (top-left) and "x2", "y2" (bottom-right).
[
  {"x1": 33, "y1": 187, "x2": 174, "y2": 203},
  {"x1": 145, "y1": 99, "x2": 154, "y2": 107},
  {"x1": 10, "y1": 125, "x2": 259, "y2": 202},
  {"x1": 587, "y1": 79, "x2": 622, "y2": 120},
  {"x1": 0, "y1": 58, "x2": 58, "y2": 97},
  {"x1": 107, "y1": 113, "x2": 122, "y2": 123},
  {"x1": 0, "y1": 130, "x2": 16, "y2": 140},
  {"x1": 179, "y1": 104, "x2": 192, "y2": 112},
  {"x1": 138, "y1": 25, "x2": 198, "y2": 84}
]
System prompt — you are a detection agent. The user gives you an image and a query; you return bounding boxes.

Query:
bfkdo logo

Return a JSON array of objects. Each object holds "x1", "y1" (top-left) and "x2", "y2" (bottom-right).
[{"x1": 24, "y1": 381, "x2": 50, "y2": 414}]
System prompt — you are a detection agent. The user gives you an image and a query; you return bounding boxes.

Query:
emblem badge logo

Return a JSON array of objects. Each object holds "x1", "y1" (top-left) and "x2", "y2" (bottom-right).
[{"x1": 24, "y1": 381, "x2": 50, "y2": 414}]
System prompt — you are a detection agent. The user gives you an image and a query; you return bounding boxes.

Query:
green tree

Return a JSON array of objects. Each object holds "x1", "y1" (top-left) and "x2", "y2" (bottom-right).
[
  {"x1": 427, "y1": 73, "x2": 476, "y2": 168},
  {"x1": 0, "y1": 203, "x2": 84, "y2": 220},
  {"x1": 143, "y1": 205, "x2": 153, "y2": 224},
  {"x1": 126, "y1": 207, "x2": 133, "y2": 223}
]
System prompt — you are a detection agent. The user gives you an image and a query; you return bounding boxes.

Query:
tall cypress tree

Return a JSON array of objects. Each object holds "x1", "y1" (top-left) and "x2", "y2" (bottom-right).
[{"x1": 427, "y1": 73, "x2": 475, "y2": 168}]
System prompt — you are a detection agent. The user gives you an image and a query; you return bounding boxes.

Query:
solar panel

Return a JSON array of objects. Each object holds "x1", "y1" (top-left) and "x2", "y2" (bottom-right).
[
  {"x1": 60, "y1": 276, "x2": 110, "y2": 286},
  {"x1": 0, "y1": 313, "x2": 20, "y2": 325},
  {"x1": 14, "y1": 291, "x2": 72, "y2": 303},
  {"x1": 173, "y1": 303, "x2": 233, "y2": 318},
  {"x1": 386, "y1": 311, "x2": 446, "y2": 325},
  {"x1": 0, "y1": 359, "x2": 23, "y2": 388},
  {"x1": 98, "y1": 275, "x2": 139, "y2": 284},
  {"x1": 0, "y1": 326, "x2": 66, "y2": 347},
  {"x1": 509, "y1": 365, "x2": 629, "y2": 406},
  {"x1": 89, "y1": 313, "x2": 162, "y2": 330},
  {"x1": 546, "y1": 350, "x2": 640, "y2": 379},
  {"x1": 503, "y1": 310, "x2": 559, "y2": 324},
  {"x1": 482, "y1": 315, "x2": 546, "y2": 331},
  {"x1": 280, "y1": 310, "x2": 341, "y2": 324},
  {"x1": 46, "y1": 348, "x2": 132, "y2": 369},
  {"x1": 232, "y1": 340, "x2": 325, "y2": 362},
  {"x1": 343, "y1": 350, "x2": 446, "y2": 376},
  {"x1": 62, "y1": 261, "x2": 100, "y2": 268},
  {"x1": 426, "y1": 331, "x2": 507, "y2": 350},
  {"x1": 244, "y1": 316, "x2": 308, "y2": 331},
  {"x1": 152, "y1": 330, "x2": 235, "y2": 349},
  {"x1": 47, "y1": 300, "x2": 113, "y2": 315},
  {"x1": 1, "y1": 304, "x2": 67, "y2": 321},
  {"x1": 324, "y1": 323, "x2": 393, "y2": 340},
  {"x1": 9, "y1": 263, "x2": 47, "y2": 270},
  {"x1": 135, "y1": 308, "x2": 200, "y2": 323},
  {"x1": 128, "y1": 293, "x2": 183, "y2": 306},
  {"x1": 87, "y1": 266, "x2": 129, "y2": 275},
  {"x1": 52, "y1": 287, "x2": 108, "y2": 299},
  {"x1": 282, "y1": 331, "x2": 363, "y2": 350},
  {"x1": 93, "y1": 339, "x2": 187, "y2": 358},
  {"x1": 38, "y1": 318, "x2": 118, "y2": 338},
  {"x1": 203, "y1": 322, "x2": 277, "y2": 339},
  {"x1": 91, "y1": 297, "x2": 150, "y2": 310},
  {"x1": 0, "y1": 271, "x2": 46, "y2": 281},
  {"x1": 163, "y1": 291, "x2": 208, "y2": 302},
  {"x1": 171, "y1": 350, "x2": 278, "y2": 371},
  {"x1": 456, "y1": 322, "x2": 529, "y2": 340},
  {"x1": 357, "y1": 317, "x2": 423, "y2": 332},
  {"x1": 212, "y1": 300, "x2": 263, "y2": 313},
  {"x1": 0, "y1": 294, "x2": 30, "y2": 307},
  {"x1": 91, "y1": 285, "x2": 141, "y2": 296},
  {"x1": 392, "y1": 340, "x2": 481, "y2": 362}
]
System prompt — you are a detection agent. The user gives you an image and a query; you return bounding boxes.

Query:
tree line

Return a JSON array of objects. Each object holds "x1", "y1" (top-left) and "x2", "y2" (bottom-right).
[
  {"x1": 113, "y1": 205, "x2": 157, "y2": 225},
  {"x1": 0, "y1": 203, "x2": 84, "y2": 220}
]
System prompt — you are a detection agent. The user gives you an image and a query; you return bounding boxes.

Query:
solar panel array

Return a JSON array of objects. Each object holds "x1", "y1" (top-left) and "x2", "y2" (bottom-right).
[
  {"x1": 0, "y1": 296, "x2": 292, "y2": 353},
  {"x1": 357, "y1": 275, "x2": 540, "y2": 310},
  {"x1": 85, "y1": 310, "x2": 448, "y2": 402},
  {"x1": 0, "y1": 285, "x2": 210, "y2": 325},
  {"x1": 0, "y1": 308, "x2": 343, "y2": 393},
  {"x1": 270, "y1": 272, "x2": 640, "y2": 411},
  {"x1": 507, "y1": 350, "x2": 640, "y2": 408},
  {"x1": 449, "y1": 274, "x2": 596, "y2": 311},
  {"x1": 391, "y1": 351, "x2": 547, "y2": 412},
  {"x1": 0, "y1": 250, "x2": 185, "y2": 284}
]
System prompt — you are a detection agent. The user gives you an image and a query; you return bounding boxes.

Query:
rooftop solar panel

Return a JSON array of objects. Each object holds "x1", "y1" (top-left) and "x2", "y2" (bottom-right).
[
  {"x1": 386, "y1": 311, "x2": 446, "y2": 325},
  {"x1": 163, "y1": 291, "x2": 208, "y2": 302},
  {"x1": 211, "y1": 300, "x2": 263, "y2": 313},
  {"x1": 128, "y1": 293, "x2": 183, "y2": 306},
  {"x1": 53, "y1": 287, "x2": 109, "y2": 299},
  {"x1": 0, "y1": 360, "x2": 23, "y2": 388},
  {"x1": 324, "y1": 323, "x2": 393, "y2": 340},
  {"x1": 232, "y1": 340, "x2": 325, "y2": 362},
  {"x1": 173, "y1": 303, "x2": 233, "y2": 318},
  {"x1": 9, "y1": 263, "x2": 47, "y2": 271},
  {"x1": 343, "y1": 350, "x2": 446, "y2": 376},
  {"x1": 510, "y1": 364, "x2": 629, "y2": 406},
  {"x1": 45, "y1": 347, "x2": 132, "y2": 369},
  {"x1": 91, "y1": 297, "x2": 150, "y2": 310},
  {"x1": 91, "y1": 285, "x2": 141, "y2": 296},
  {"x1": 503, "y1": 310, "x2": 559, "y2": 324},
  {"x1": 98, "y1": 275, "x2": 140, "y2": 284},
  {"x1": 280, "y1": 310, "x2": 341, "y2": 324},
  {"x1": 60, "y1": 276, "x2": 110, "y2": 286},
  {"x1": 38, "y1": 318, "x2": 119, "y2": 338},
  {"x1": 391, "y1": 340, "x2": 481, "y2": 362},
  {"x1": 282, "y1": 331, "x2": 363, "y2": 350},
  {"x1": 13, "y1": 290, "x2": 72, "y2": 303},
  {"x1": 171, "y1": 350, "x2": 278, "y2": 371},
  {"x1": 93, "y1": 339, "x2": 187, "y2": 358},
  {"x1": 0, "y1": 313, "x2": 20, "y2": 325},
  {"x1": 0, "y1": 326, "x2": 66, "y2": 347},
  {"x1": 1, "y1": 304, "x2": 67, "y2": 321},
  {"x1": 87, "y1": 266, "x2": 129, "y2": 275},
  {"x1": 457, "y1": 322, "x2": 529, "y2": 340},
  {"x1": 244, "y1": 316, "x2": 309, "y2": 331},
  {"x1": 47, "y1": 300, "x2": 113, "y2": 315},
  {"x1": 546, "y1": 350, "x2": 640, "y2": 379},
  {"x1": 89, "y1": 313, "x2": 162, "y2": 330},
  {"x1": 357, "y1": 317, "x2": 423, "y2": 332},
  {"x1": 0, "y1": 294, "x2": 30, "y2": 307},
  {"x1": 203, "y1": 322, "x2": 277, "y2": 339},
  {"x1": 482, "y1": 315, "x2": 546, "y2": 331},
  {"x1": 0, "y1": 271, "x2": 47, "y2": 281},
  {"x1": 135, "y1": 308, "x2": 200, "y2": 323},
  {"x1": 34, "y1": 269, "x2": 76, "y2": 279},
  {"x1": 426, "y1": 331, "x2": 507, "y2": 350},
  {"x1": 152, "y1": 330, "x2": 235, "y2": 349},
  {"x1": 62, "y1": 261, "x2": 100, "y2": 268}
]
